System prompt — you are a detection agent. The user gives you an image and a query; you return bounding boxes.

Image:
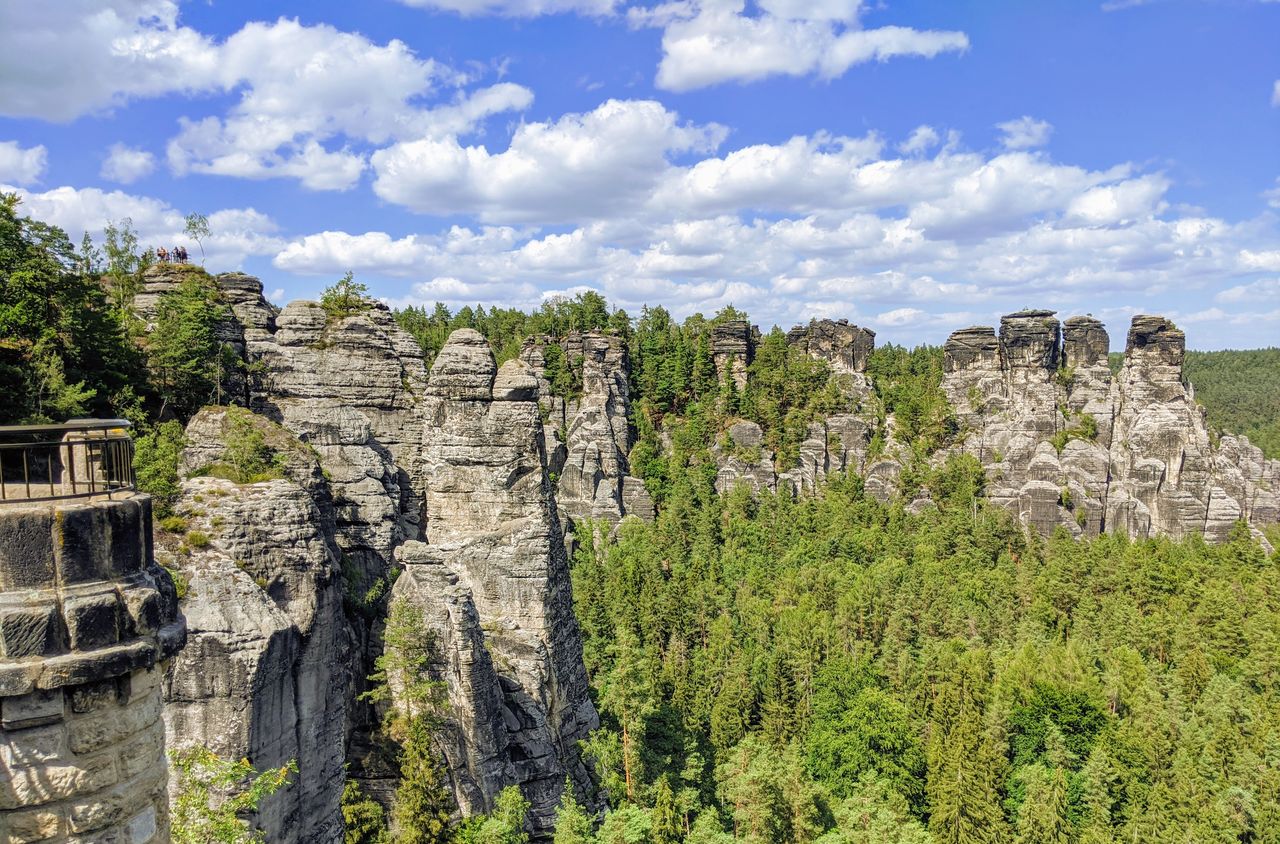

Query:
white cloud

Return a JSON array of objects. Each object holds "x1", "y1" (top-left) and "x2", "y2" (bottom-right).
[
  {"x1": 899, "y1": 126, "x2": 940, "y2": 156},
  {"x1": 394, "y1": 0, "x2": 617, "y2": 15},
  {"x1": 0, "y1": 141, "x2": 47, "y2": 185},
  {"x1": 1, "y1": 7, "x2": 533, "y2": 190},
  {"x1": 0, "y1": 1, "x2": 218, "y2": 121},
  {"x1": 100, "y1": 144, "x2": 155, "y2": 184},
  {"x1": 1273, "y1": 80, "x2": 1280, "y2": 106},
  {"x1": 996, "y1": 116, "x2": 1053, "y2": 150},
  {"x1": 3, "y1": 184, "x2": 284, "y2": 266},
  {"x1": 1215, "y1": 278, "x2": 1280, "y2": 304},
  {"x1": 163, "y1": 19, "x2": 532, "y2": 191},
  {"x1": 371, "y1": 99, "x2": 726, "y2": 221},
  {"x1": 633, "y1": 0, "x2": 967, "y2": 92}
]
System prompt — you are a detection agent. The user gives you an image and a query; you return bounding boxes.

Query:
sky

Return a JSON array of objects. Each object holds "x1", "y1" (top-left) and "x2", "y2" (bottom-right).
[{"x1": 0, "y1": 0, "x2": 1277, "y2": 349}]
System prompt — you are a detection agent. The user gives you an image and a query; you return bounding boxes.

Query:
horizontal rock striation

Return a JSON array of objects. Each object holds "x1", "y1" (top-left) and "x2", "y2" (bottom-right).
[
  {"x1": 395, "y1": 329, "x2": 600, "y2": 835},
  {"x1": 942, "y1": 311, "x2": 1280, "y2": 543},
  {"x1": 162, "y1": 409, "x2": 353, "y2": 843},
  {"x1": 0, "y1": 493, "x2": 185, "y2": 843}
]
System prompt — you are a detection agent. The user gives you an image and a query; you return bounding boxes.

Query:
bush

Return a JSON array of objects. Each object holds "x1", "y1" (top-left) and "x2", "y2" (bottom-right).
[
  {"x1": 159, "y1": 515, "x2": 188, "y2": 534},
  {"x1": 321, "y1": 272, "x2": 369, "y2": 322},
  {"x1": 187, "y1": 530, "x2": 210, "y2": 548},
  {"x1": 134, "y1": 420, "x2": 186, "y2": 518},
  {"x1": 201, "y1": 408, "x2": 286, "y2": 484}
]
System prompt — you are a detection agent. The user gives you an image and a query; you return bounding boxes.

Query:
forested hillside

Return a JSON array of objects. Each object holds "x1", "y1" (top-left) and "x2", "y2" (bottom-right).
[
  {"x1": 569, "y1": 475, "x2": 1280, "y2": 844},
  {"x1": 1184, "y1": 349, "x2": 1280, "y2": 459}
]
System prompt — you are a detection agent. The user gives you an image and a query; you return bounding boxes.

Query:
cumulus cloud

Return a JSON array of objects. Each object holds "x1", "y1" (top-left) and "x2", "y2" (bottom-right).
[
  {"x1": 100, "y1": 144, "x2": 155, "y2": 184},
  {"x1": 0, "y1": 1, "x2": 218, "y2": 121},
  {"x1": 2, "y1": 7, "x2": 533, "y2": 190},
  {"x1": 276, "y1": 107, "x2": 1280, "y2": 346},
  {"x1": 4, "y1": 184, "x2": 284, "y2": 266},
  {"x1": 0, "y1": 141, "x2": 47, "y2": 185},
  {"x1": 371, "y1": 99, "x2": 727, "y2": 221},
  {"x1": 996, "y1": 116, "x2": 1053, "y2": 150},
  {"x1": 1274, "y1": 80, "x2": 1280, "y2": 106},
  {"x1": 394, "y1": 0, "x2": 617, "y2": 15},
  {"x1": 630, "y1": 0, "x2": 968, "y2": 91},
  {"x1": 163, "y1": 19, "x2": 533, "y2": 191},
  {"x1": 1215, "y1": 278, "x2": 1280, "y2": 304}
]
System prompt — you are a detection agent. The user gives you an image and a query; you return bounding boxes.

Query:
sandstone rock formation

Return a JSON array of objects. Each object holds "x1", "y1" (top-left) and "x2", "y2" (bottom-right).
[
  {"x1": 520, "y1": 332, "x2": 654, "y2": 533},
  {"x1": 162, "y1": 408, "x2": 352, "y2": 843},
  {"x1": 710, "y1": 320, "x2": 754, "y2": 391},
  {"x1": 943, "y1": 312, "x2": 1280, "y2": 543},
  {"x1": 394, "y1": 329, "x2": 600, "y2": 834}
]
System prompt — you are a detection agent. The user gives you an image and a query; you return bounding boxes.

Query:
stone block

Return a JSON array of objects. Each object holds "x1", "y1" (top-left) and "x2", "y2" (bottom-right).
[
  {"x1": 125, "y1": 804, "x2": 158, "y2": 843},
  {"x1": 116, "y1": 726, "x2": 164, "y2": 779},
  {"x1": 67, "y1": 689, "x2": 161, "y2": 754},
  {"x1": 2, "y1": 806, "x2": 63, "y2": 841},
  {"x1": 69, "y1": 679, "x2": 120, "y2": 714},
  {"x1": 66, "y1": 768, "x2": 157, "y2": 835},
  {"x1": 63, "y1": 592, "x2": 122, "y2": 651},
  {"x1": 106, "y1": 498, "x2": 144, "y2": 578},
  {"x1": 52, "y1": 504, "x2": 110, "y2": 585},
  {"x1": 119, "y1": 587, "x2": 162, "y2": 637},
  {"x1": 1, "y1": 689, "x2": 63, "y2": 730},
  {"x1": 0, "y1": 508, "x2": 55, "y2": 590},
  {"x1": 0, "y1": 721, "x2": 66, "y2": 769},
  {"x1": 0, "y1": 752, "x2": 116, "y2": 810},
  {"x1": 38, "y1": 639, "x2": 156, "y2": 689},
  {"x1": 0, "y1": 601, "x2": 63, "y2": 659}
]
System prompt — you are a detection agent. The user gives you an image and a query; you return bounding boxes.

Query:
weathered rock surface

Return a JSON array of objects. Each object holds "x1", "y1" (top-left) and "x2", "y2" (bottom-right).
[
  {"x1": 710, "y1": 320, "x2": 754, "y2": 391},
  {"x1": 0, "y1": 492, "x2": 185, "y2": 843},
  {"x1": 520, "y1": 332, "x2": 653, "y2": 533},
  {"x1": 942, "y1": 311, "x2": 1280, "y2": 542},
  {"x1": 162, "y1": 411, "x2": 352, "y2": 843},
  {"x1": 787, "y1": 319, "x2": 875, "y2": 376},
  {"x1": 395, "y1": 329, "x2": 600, "y2": 835}
]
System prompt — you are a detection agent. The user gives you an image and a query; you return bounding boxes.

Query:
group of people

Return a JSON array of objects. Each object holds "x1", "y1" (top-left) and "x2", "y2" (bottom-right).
[{"x1": 155, "y1": 245, "x2": 190, "y2": 263}]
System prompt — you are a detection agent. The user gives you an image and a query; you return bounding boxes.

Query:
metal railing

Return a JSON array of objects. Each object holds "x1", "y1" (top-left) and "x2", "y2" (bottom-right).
[{"x1": 0, "y1": 419, "x2": 136, "y2": 503}]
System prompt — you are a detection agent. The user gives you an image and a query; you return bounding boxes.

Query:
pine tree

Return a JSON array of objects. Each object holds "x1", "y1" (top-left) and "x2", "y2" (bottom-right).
[
  {"x1": 554, "y1": 779, "x2": 596, "y2": 844},
  {"x1": 1013, "y1": 764, "x2": 1069, "y2": 844}
]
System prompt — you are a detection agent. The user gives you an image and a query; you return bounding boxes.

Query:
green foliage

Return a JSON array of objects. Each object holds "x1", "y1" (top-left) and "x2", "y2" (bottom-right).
[
  {"x1": 457, "y1": 786, "x2": 531, "y2": 844},
  {"x1": 187, "y1": 530, "x2": 211, "y2": 548},
  {"x1": 363, "y1": 597, "x2": 456, "y2": 843},
  {"x1": 184, "y1": 212, "x2": 210, "y2": 264},
  {"x1": 573, "y1": 470, "x2": 1280, "y2": 844},
  {"x1": 147, "y1": 272, "x2": 234, "y2": 420},
  {"x1": 394, "y1": 291, "x2": 622, "y2": 371},
  {"x1": 1184, "y1": 348, "x2": 1280, "y2": 458},
  {"x1": 200, "y1": 407, "x2": 287, "y2": 484},
  {"x1": 341, "y1": 779, "x2": 389, "y2": 844},
  {"x1": 170, "y1": 747, "x2": 296, "y2": 843},
  {"x1": 0, "y1": 194, "x2": 146, "y2": 423},
  {"x1": 134, "y1": 419, "x2": 186, "y2": 517},
  {"x1": 321, "y1": 271, "x2": 370, "y2": 322},
  {"x1": 553, "y1": 779, "x2": 596, "y2": 844},
  {"x1": 1050, "y1": 412, "x2": 1099, "y2": 453}
]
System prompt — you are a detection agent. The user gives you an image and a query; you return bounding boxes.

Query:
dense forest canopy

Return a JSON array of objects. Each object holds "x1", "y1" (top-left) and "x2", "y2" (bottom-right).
[{"x1": 1184, "y1": 349, "x2": 1280, "y2": 460}]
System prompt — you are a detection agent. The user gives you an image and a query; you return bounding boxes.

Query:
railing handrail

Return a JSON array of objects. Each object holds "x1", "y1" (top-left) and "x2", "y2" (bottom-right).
[
  {"x1": 0, "y1": 419, "x2": 133, "y2": 437},
  {"x1": 0, "y1": 419, "x2": 137, "y2": 504}
]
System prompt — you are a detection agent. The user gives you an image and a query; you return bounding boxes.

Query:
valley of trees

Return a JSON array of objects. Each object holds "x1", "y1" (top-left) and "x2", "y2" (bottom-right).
[{"x1": 3, "y1": 197, "x2": 1280, "y2": 842}]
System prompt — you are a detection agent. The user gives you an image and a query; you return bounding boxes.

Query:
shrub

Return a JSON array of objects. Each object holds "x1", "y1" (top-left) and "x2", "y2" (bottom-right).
[
  {"x1": 134, "y1": 420, "x2": 186, "y2": 518},
  {"x1": 187, "y1": 530, "x2": 210, "y2": 548},
  {"x1": 321, "y1": 272, "x2": 369, "y2": 322},
  {"x1": 159, "y1": 515, "x2": 188, "y2": 534}
]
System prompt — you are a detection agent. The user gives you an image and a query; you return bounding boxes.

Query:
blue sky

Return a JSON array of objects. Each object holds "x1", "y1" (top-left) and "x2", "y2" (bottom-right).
[{"x1": 1, "y1": 0, "x2": 1277, "y2": 349}]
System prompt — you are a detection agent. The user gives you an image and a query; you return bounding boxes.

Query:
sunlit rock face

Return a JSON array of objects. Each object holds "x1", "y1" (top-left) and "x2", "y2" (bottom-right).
[
  {"x1": 941, "y1": 312, "x2": 1280, "y2": 545},
  {"x1": 394, "y1": 328, "x2": 600, "y2": 835}
]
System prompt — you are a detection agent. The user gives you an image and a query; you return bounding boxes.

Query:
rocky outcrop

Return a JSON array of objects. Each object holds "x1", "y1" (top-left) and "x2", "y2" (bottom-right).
[
  {"x1": 162, "y1": 409, "x2": 352, "y2": 843},
  {"x1": 942, "y1": 312, "x2": 1280, "y2": 543},
  {"x1": 710, "y1": 320, "x2": 754, "y2": 391},
  {"x1": 520, "y1": 333, "x2": 654, "y2": 533},
  {"x1": 395, "y1": 329, "x2": 600, "y2": 835},
  {"x1": 787, "y1": 319, "x2": 875, "y2": 377}
]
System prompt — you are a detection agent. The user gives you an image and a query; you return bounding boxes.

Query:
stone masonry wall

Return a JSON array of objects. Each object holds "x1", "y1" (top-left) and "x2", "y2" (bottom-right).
[{"x1": 0, "y1": 494, "x2": 185, "y2": 843}]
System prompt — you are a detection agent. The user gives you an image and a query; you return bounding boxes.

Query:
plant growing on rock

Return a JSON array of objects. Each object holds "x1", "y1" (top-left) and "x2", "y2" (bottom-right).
[
  {"x1": 321, "y1": 271, "x2": 370, "y2": 322},
  {"x1": 170, "y1": 747, "x2": 296, "y2": 843}
]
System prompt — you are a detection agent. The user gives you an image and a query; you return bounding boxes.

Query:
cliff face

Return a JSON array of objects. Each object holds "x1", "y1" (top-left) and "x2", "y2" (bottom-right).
[
  {"x1": 162, "y1": 408, "x2": 352, "y2": 843},
  {"x1": 520, "y1": 332, "x2": 654, "y2": 538},
  {"x1": 394, "y1": 330, "x2": 600, "y2": 833},
  {"x1": 942, "y1": 312, "x2": 1280, "y2": 543}
]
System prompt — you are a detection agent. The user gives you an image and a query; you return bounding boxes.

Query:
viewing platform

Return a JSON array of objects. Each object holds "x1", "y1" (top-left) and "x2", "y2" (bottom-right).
[{"x1": 0, "y1": 420, "x2": 183, "y2": 843}]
